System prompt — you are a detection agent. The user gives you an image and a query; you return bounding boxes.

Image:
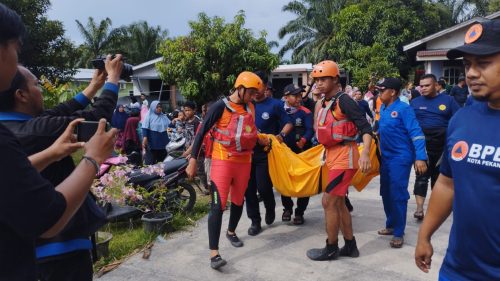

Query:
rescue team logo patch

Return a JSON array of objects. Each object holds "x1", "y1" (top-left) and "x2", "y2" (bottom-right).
[
  {"x1": 439, "y1": 104, "x2": 447, "y2": 111},
  {"x1": 465, "y1": 24, "x2": 483, "y2": 44},
  {"x1": 451, "y1": 141, "x2": 469, "y2": 161},
  {"x1": 391, "y1": 111, "x2": 398, "y2": 118},
  {"x1": 451, "y1": 140, "x2": 500, "y2": 168},
  {"x1": 295, "y1": 118, "x2": 302, "y2": 126},
  {"x1": 261, "y1": 112, "x2": 270, "y2": 120},
  {"x1": 245, "y1": 125, "x2": 252, "y2": 133}
]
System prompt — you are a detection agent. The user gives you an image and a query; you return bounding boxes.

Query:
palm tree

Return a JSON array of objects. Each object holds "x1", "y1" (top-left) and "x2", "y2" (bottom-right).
[
  {"x1": 75, "y1": 17, "x2": 120, "y2": 67},
  {"x1": 120, "y1": 21, "x2": 168, "y2": 65},
  {"x1": 278, "y1": 0, "x2": 349, "y2": 63},
  {"x1": 435, "y1": 0, "x2": 489, "y2": 23}
]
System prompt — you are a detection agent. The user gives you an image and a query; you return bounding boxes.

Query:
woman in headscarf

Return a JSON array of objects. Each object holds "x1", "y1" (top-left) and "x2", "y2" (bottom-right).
[
  {"x1": 111, "y1": 104, "x2": 129, "y2": 151},
  {"x1": 142, "y1": 101, "x2": 170, "y2": 164},
  {"x1": 122, "y1": 110, "x2": 142, "y2": 165}
]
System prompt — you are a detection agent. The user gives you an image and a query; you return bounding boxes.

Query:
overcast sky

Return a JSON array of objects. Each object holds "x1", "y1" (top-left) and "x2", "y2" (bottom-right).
[{"x1": 47, "y1": 0, "x2": 296, "y2": 57}]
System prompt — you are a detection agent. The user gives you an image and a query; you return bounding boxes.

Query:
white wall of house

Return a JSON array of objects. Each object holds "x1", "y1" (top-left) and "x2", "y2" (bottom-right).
[
  {"x1": 427, "y1": 26, "x2": 469, "y2": 50},
  {"x1": 271, "y1": 72, "x2": 305, "y2": 85},
  {"x1": 424, "y1": 61, "x2": 444, "y2": 79}
]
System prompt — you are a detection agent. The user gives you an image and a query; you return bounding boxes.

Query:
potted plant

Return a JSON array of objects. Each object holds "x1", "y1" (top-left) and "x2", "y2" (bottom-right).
[
  {"x1": 95, "y1": 231, "x2": 113, "y2": 258},
  {"x1": 135, "y1": 182, "x2": 174, "y2": 234}
]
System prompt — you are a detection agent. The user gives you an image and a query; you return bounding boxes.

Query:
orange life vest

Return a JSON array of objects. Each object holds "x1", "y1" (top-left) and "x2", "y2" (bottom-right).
[
  {"x1": 316, "y1": 93, "x2": 358, "y2": 148},
  {"x1": 212, "y1": 98, "x2": 257, "y2": 157}
]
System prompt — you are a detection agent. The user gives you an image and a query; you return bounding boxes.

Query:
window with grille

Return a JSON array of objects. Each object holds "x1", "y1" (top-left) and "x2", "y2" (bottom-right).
[{"x1": 443, "y1": 67, "x2": 464, "y2": 85}]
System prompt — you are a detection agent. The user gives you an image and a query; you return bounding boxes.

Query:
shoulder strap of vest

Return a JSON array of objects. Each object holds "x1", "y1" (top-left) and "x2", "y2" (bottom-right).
[
  {"x1": 245, "y1": 103, "x2": 252, "y2": 115},
  {"x1": 222, "y1": 97, "x2": 236, "y2": 113},
  {"x1": 318, "y1": 97, "x2": 334, "y2": 124},
  {"x1": 329, "y1": 92, "x2": 346, "y2": 121},
  {"x1": 222, "y1": 97, "x2": 252, "y2": 114}
]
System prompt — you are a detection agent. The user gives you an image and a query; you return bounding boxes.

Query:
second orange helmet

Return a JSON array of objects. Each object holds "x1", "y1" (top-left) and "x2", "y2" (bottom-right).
[{"x1": 311, "y1": 60, "x2": 340, "y2": 78}]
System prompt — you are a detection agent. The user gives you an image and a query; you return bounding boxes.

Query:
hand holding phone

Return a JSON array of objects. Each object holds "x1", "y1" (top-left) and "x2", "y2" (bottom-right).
[
  {"x1": 76, "y1": 121, "x2": 111, "y2": 142},
  {"x1": 83, "y1": 119, "x2": 118, "y2": 165}
]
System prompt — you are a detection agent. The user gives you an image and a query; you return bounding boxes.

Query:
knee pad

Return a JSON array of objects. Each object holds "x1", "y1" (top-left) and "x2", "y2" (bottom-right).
[
  {"x1": 413, "y1": 180, "x2": 428, "y2": 197},
  {"x1": 210, "y1": 180, "x2": 223, "y2": 211}
]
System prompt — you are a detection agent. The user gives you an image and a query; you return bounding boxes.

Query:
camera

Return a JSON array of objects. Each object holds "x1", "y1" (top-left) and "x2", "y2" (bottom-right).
[
  {"x1": 91, "y1": 55, "x2": 133, "y2": 82},
  {"x1": 76, "y1": 121, "x2": 111, "y2": 142}
]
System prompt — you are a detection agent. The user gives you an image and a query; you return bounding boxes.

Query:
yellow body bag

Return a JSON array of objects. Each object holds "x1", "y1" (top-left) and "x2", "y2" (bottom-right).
[{"x1": 267, "y1": 135, "x2": 380, "y2": 197}]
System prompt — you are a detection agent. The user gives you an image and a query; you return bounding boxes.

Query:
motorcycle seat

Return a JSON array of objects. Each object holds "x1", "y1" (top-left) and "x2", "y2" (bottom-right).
[
  {"x1": 128, "y1": 170, "x2": 159, "y2": 184},
  {"x1": 164, "y1": 158, "x2": 188, "y2": 175}
]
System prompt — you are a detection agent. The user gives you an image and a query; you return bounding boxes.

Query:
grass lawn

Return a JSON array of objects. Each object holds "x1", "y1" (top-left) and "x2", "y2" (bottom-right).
[
  {"x1": 72, "y1": 149, "x2": 211, "y2": 275},
  {"x1": 94, "y1": 192, "x2": 210, "y2": 276}
]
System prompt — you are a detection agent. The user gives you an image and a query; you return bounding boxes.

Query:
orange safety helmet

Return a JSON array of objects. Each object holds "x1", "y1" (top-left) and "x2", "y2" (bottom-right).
[
  {"x1": 311, "y1": 60, "x2": 340, "y2": 78},
  {"x1": 234, "y1": 71, "x2": 264, "y2": 91}
]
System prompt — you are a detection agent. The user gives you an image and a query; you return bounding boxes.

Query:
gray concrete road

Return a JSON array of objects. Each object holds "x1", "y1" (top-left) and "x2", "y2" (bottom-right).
[{"x1": 97, "y1": 173, "x2": 451, "y2": 281}]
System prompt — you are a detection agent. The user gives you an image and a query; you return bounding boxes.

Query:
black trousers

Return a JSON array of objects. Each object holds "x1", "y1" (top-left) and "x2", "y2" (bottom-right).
[
  {"x1": 414, "y1": 128, "x2": 446, "y2": 198},
  {"x1": 37, "y1": 250, "x2": 93, "y2": 281},
  {"x1": 245, "y1": 154, "x2": 275, "y2": 224},
  {"x1": 281, "y1": 196, "x2": 309, "y2": 216}
]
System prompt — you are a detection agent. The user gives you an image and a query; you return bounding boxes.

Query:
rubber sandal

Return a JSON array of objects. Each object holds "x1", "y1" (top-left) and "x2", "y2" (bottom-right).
[
  {"x1": 292, "y1": 215, "x2": 304, "y2": 225},
  {"x1": 390, "y1": 237, "x2": 404, "y2": 248},
  {"x1": 414, "y1": 210, "x2": 424, "y2": 220},
  {"x1": 377, "y1": 228, "x2": 394, "y2": 235},
  {"x1": 282, "y1": 209, "x2": 292, "y2": 222}
]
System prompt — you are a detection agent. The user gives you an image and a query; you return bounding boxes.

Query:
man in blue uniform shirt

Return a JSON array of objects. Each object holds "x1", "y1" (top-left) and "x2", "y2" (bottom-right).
[
  {"x1": 279, "y1": 84, "x2": 314, "y2": 225},
  {"x1": 245, "y1": 72, "x2": 293, "y2": 236},
  {"x1": 377, "y1": 77, "x2": 428, "y2": 248},
  {"x1": 415, "y1": 19, "x2": 500, "y2": 280},
  {"x1": 449, "y1": 76, "x2": 469, "y2": 106},
  {"x1": 410, "y1": 74, "x2": 460, "y2": 220}
]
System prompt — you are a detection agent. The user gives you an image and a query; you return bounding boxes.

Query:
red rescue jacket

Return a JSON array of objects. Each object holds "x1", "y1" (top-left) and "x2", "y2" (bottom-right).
[
  {"x1": 316, "y1": 93, "x2": 358, "y2": 148},
  {"x1": 212, "y1": 98, "x2": 257, "y2": 157}
]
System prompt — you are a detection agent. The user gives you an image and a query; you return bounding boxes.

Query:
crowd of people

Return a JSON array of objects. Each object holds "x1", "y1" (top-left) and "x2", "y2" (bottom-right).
[{"x1": 0, "y1": 3, "x2": 499, "y2": 280}]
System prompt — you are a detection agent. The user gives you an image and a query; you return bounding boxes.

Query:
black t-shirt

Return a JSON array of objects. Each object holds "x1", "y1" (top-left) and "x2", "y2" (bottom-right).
[{"x1": 0, "y1": 124, "x2": 66, "y2": 281}]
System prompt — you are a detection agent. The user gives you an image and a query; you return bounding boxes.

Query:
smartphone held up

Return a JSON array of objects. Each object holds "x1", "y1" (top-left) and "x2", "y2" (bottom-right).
[{"x1": 75, "y1": 121, "x2": 111, "y2": 142}]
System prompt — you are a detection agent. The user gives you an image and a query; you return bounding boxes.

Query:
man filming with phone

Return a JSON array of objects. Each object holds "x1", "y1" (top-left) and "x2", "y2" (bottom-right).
[{"x1": 0, "y1": 54, "x2": 123, "y2": 280}]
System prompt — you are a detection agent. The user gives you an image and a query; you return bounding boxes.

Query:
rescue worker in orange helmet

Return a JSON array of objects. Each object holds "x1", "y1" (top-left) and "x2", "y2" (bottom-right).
[
  {"x1": 307, "y1": 60, "x2": 373, "y2": 261},
  {"x1": 186, "y1": 71, "x2": 269, "y2": 270}
]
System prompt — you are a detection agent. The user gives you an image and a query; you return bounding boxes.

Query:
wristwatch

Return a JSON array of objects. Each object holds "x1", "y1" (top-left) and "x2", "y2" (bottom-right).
[{"x1": 279, "y1": 132, "x2": 286, "y2": 138}]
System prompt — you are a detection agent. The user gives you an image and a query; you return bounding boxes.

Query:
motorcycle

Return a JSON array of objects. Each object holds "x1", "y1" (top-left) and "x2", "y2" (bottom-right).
[{"x1": 98, "y1": 149, "x2": 196, "y2": 221}]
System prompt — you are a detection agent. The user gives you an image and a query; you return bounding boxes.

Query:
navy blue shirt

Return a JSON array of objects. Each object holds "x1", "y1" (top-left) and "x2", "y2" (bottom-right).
[
  {"x1": 410, "y1": 94, "x2": 460, "y2": 130},
  {"x1": 356, "y1": 99, "x2": 374, "y2": 119},
  {"x1": 281, "y1": 103, "x2": 313, "y2": 153},
  {"x1": 439, "y1": 102, "x2": 500, "y2": 281},
  {"x1": 254, "y1": 97, "x2": 292, "y2": 134},
  {"x1": 449, "y1": 85, "x2": 469, "y2": 105}
]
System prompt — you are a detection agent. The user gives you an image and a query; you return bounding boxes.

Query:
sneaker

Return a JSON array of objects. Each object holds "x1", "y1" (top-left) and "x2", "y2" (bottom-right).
[
  {"x1": 265, "y1": 209, "x2": 275, "y2": 225},
  {"x1": 210, "y1": 255, "x2": 227, "y2": 269},
  {"x1": 282, "y1": 209, "x2": 292, "y2": 222},
  {"x1": 226, "y1": 232, "x2": 243, "y2": 247},
  {"x1": 306, "y1": 240, "x2": 339, "y2": 261},
  {"x1": 247, "y1": 222, "x2": 262, "y2": 236},
  {"x1": 339, "y1": 237, "x2": 360, "y2": 258}
]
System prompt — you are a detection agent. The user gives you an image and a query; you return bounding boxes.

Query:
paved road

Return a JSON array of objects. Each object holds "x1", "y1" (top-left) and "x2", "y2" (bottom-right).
[{"x1": 97, "y1": 173, "x2": 451, "y2": 281}]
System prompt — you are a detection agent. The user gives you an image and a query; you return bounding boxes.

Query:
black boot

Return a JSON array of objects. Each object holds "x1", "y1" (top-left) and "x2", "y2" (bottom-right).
[
  {"x1": 247, "y1": 221, "x2": 262, "y2": 236},
  {"x1": 265, "y1": 208, "x2": 275, "y2": 225},
  {"x1": 339, "y1": 236, "x2": 360, "y2": 258},
  {"x1": 306, "y1": 239, "x2": 339, "y2": 261}
]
